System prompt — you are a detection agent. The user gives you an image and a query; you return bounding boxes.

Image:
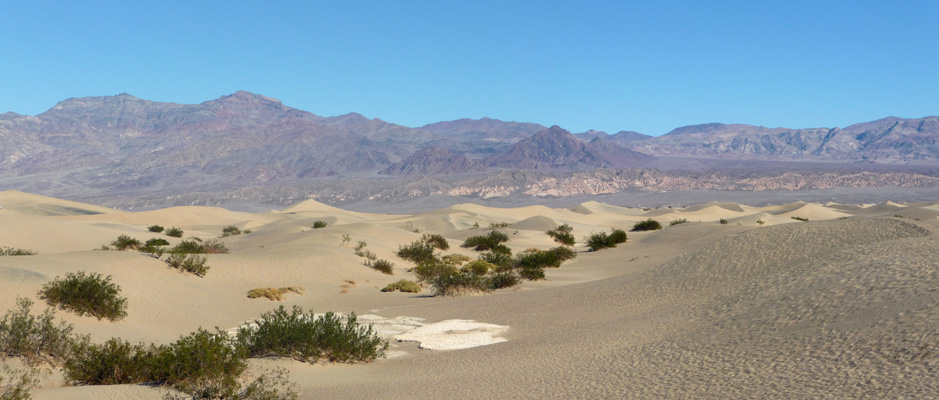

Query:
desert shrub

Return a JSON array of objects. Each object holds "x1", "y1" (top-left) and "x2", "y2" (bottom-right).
[
  {"x1": 431, "y1": 272, "x2": 490, "y2": 296},
  {"x1": 247, "y1": 287, "x2": 305, "y2": 301},
  {"x1": 519, "y1": 266, "x2": 545, "y2": 281},
  {"x1": 165, "y1": 227, "x2": 184, "y2": 238},
  {"x1": 791, "y1": 216, "x2": 809, "y2": 222},
  {"x1": 421, "y1": 234, "x2": 449, "y2": 250},
  {"x1": 166, "y1": 253, "x2": 210, "y2": 277},
  {"x1": 0, "y1": 247, "x2": 36, "y2": 256},
  {"x1": 412, "y1": 260, "x2": 457, "y2": 282},
  {"x1": 170, "y1": 239, "x2": 228, "y2": 255},
  {"x1": 479, "y1": 252, "x2": 514, "y2": 272},
  {"x1": 235, "y1": 306, "x2": 388, "y2": 364},
  {"x1": 64, "y1": 338, "x2": 159, "y2": 385},
  {"x1": 719, "y1": 218, "x2": 728, "y2": 225},
  {"x1": 312, "y1": 221, "x2": 327, "y2": 229},
  {"x1": 462, "y1": 260, "x2": 494, "y2": 275},
  {"x1": 381, "y1": 280, "x2": 421, "y2": 293},
  {"x1": 756, "y1": 219, "x2": 766, "y2": 225},
  {"x1": 111, "y1": 235, "x2": 141, "y2": 251},
  {"x1": 221, "y1": 225, "x2": 243, "y2": 237},
  {"x1": 546, "y1": 224, "x2": 576, "y2": 246},
  {"x1": 370, "y1": 259, "x2": 394, "y2": 275},
  {"x1": 151, "y1": 328, "x2": 248, "y2": 398},
  {"x1": 486, "y1": 272, "x2": 520, "y2": 290},
  {"x1": 515, "y1": 250, "x2": 562, "y2": 269},
  {"x1": 609, "y1": 229, "x2": 628, "y2": 244},
  {"x1": 0, "y1": 297, "x2": 80, "y2": 365},
  {"x1": 148, "y1": 225, "x2": 165, "y2": 233},
  {"x1": 202, "y1": 239, "x2": 229, "y2": 254},
  {"x1": 585, "y1": 232, "x2": 612, "y2": 251},
  {"x1": 358, "y1": 250, "x2": 378, "y2": 261},
  {"x1": 396, "y1": 240, "x2": 437, "y2": 264},
  {"x1": 1, "y1": 363, "x2": 41, "y2": 400},
  {"x1": 488, "y1": 221, "x2": 511, "y2": 230},
  {"x1": 145, "y1": 238, "x2": 170, "y2": 247},
  {"x1": 631, "y1": 219, "x2": 662, "y2": 231},
  {"x1": 353, "y1": 240, "x2": 367, "y2": 252},
  {"x1": 441, "y1": 254, "x2": 472, "y2": 265},
  {"x1": 39, "y1": 271, "x2": 128, "y2": 321},
  {"x1": 461, "y1": 231, "x2": 509, "y2": 252},
  {"x1": 669, "y1": 218, "x2": 688, "y2": 226},
  {"x1": 547, "y1": 246, "x2": 577, "y2": 262}
]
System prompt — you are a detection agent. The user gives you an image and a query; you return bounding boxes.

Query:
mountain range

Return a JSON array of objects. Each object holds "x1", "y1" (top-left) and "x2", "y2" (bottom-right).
[{"x1": 2, "y1": 91, "x2": 939, "y2": 208}]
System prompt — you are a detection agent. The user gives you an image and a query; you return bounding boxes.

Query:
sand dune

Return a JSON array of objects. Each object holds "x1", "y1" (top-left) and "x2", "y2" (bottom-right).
[{"x1": 2, "y1": 193, "x2": 938, "y2": 398}]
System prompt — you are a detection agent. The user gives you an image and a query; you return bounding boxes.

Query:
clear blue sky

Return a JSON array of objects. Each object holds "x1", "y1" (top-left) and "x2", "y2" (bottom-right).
[{"x1": 2, "y1": 1, "x2": 937, "y2": 135}]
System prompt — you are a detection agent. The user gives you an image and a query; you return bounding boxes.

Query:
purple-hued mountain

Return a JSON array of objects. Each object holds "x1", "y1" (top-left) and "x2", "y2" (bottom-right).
[
  {"x1": 484, "y1": 126, "x2": 652, "y2": 170},
  {"x1": 379, "y1": 147, "x2": 488, "y2": 176}
]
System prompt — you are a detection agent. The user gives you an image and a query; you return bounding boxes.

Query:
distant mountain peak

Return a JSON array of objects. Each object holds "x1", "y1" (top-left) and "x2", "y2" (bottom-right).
[{"x1": 379, "y1": 146, "x2": 487, "y2": 176}]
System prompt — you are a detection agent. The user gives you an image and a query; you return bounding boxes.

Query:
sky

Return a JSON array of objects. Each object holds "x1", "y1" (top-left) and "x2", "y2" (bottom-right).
[{"x1": 1, "y1": 1, "x2": 937, "y2": 136}]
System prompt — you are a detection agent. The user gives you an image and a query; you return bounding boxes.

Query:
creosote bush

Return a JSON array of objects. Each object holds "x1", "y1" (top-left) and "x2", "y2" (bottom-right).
[
  {"x1": 111, "y1": 235, "x2": 141, "y2": 251},
  {"x1": 462, "y1": 260, "x2": 494, "y2": 275},
  {"x1": 719, "y1": 218, "x2": 729, "y2": 225},
  {"x1": 487, "y1": 272, "x2": 520, "y2": 290},
  {"x1": 312, "y1": 221, "x2": 327, "y2": 229},
  {"x1": 145, "y1": 238, "x2": 170, "y2": 247},
  {"x1": 631, "y1": 219, "x2": 662, "y2": 231},
  {"x1": 396, "y1": 240, "x2": 437, "y2": 264},
  {"x1": 791, "y1": 216, "x2": 809, "y2": 222},
  {"x1": 220, "y1": 225, "x2": 243, "y2": 237},
  {"x1": 247, "y1": 287, "x2": 305, "y2": 301},
  {"x1": 546, "y1": 224, "x2": 576, "y2": 246},
  {"x1": 519, "y1": 267, "x2": 545, "y2": 281},
  {"x1": 0, "y1": 297, "x2": 80, "y2": 365},
  {"x1": 441, "y1": 254, "x2": 472, "y2": 265},
  {"x1": 431, "y1": 272, "x2": 490, "y2": 297},
  {"x1": 166, "y1": 253, "x2": 210, "y2": 277},
  {"x1": 39, "y1": 271, "x2": 128, "y2": 321},
  {"x1": 0, "y1": 247, "x2": 36, "y2": 256},
  {"x1": 381, "y1": 280, "x2": 421, "y2": 293},
  {"x1": 235, "y1": 306, "x2": 388, "y2": 364},
  {"x1": 421, "y1": 234, "x2": 449, "y2": 251},
  {"x1": 462, "y1": 231, "x2": 509, "y2": 252},
  {"x1": 413, "y1": 260, "x2": 458, "y2": 282},
  {"x1": 165, "y1": 227, "x2": 184, "y2": 238},
  {"x1": 369, "y1": 259, "x2": 394, "y2": 275},
  {"x1": 669, "y1": 218, "x2": 688, "y2": 226},
  {"x1": 585, "y1": 229, "x2": 627, "y2": 251},
  {"x1": 148, "y1": 225, "x2": 165, "y2": 233},
  {"x1": 170, "y1": 239, "x2": 228, "y2": 255}
]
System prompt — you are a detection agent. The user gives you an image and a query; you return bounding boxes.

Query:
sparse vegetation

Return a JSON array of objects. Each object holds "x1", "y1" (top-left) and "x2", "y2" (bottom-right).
[
  {"x1": 462, "y1": 260, "x2": 494, "y2": 275},
  {"x1": 38, "y1": 271, "x2": 128, "y2": 321},
  {"x1": 1, "y1": 363, "x2": 42, "y2": 400},
  {"x1": 631, "y1": 219, "x2": 662, "y2": 231},
  {"x1": 220, "y1": 225, "x2": 243, "y2": 237},
  {"x1": 148, "y1": 225, "x2": 165, "y2": 233},
  {"x1": 585, "y1": 229, "x2": 627, "y2": 251},
  {"x1": 462, "y1": 231, "x2": 510, "y2": 252},
  {"x1": 247, "y1": 287, "x2": 305, "y2": 301},
  {"x1": 166, "y1": 253, "x2": 210, "y2": 277},
  {"x1": 441, "y1": 254, "x2": 472, "y2": 265},
  {"x1": 756, "y1": 219, "x2": 766, "y2": 225},
  {"x1": 431, "y1": 272, "x2": 490, "y2": 296},
  {"x1": 412, "y1": 259, "x2": 458, "y2": 281},
  {"x1": 339, "y1": 234, "x2": 351, "y2": 247},
  {"x1": 479, "y1": 251, "x2": 514, "y2": 271},
  {"x1": 169, "y1": 239, "x2": 228, "y2": 255},
  {"x1": 0, "y1": 247, "x2": 35, "y2": 256},
  {"x1": 165, "y1": 227, "x2": 184, "y2": 238},
  {"x1": 370, "y1": 259, "x2": 394, "y2": 275},
  {"x1": 422, "y1": 234, "x2": 449, "y2": 250},
  {"x1": 110, "y1": 234, "x2": 141, "y2": 251},
  {"x1": 719, "y1": 218, "x2": 728, "y2": 225},
  {"x1": 791, "y1": 216, "x2": 809, "y2": 222},
  {"x1": 669, "y1": 218, "x2": 688, "y2": 226},
  {"x1": 381, "y1": 280, "x2": 421, "y2": 293},
  {"x1": 487, "y1": 271, "x2": 520, "y2": 290},
  {"x1": 312, "y1": 221, "x2": 327, "y2": 229},
  {"x1": 488, "y1": 221, "x2": 511, "y2": 230},
  {"x1": 235, "y1": 305, "x2": 388, "y2": 364},
  {"x1": 396, "y1": 240, "x2": 437, "y2": 264},
  {"x1": 546, "y1": 224, "x2": 576, "y2": 246},
  {"x1": 145, "y1": 238, "x2": 170, "y2": 247},
  {"x1": 0, "y1": 297, "x2": 80, "y2": 365},
  {"x1": 519, "y1": 266, "x2": 545, "y2": 280}
]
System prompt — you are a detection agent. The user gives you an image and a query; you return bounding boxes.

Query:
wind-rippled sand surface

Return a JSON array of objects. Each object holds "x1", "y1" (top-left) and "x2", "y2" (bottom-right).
[{"x1": 1, "y1": 190, "x2": 937, "y2": 398}]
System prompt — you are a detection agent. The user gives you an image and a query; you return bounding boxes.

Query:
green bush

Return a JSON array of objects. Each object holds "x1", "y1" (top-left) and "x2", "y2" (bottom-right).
[
  {"x1": 669, "y1": 218, "x2": 688, "y2": 226},
  {"x1": 791, "y1": 216, "x2": 809, "y2": 222},
  {"x1": 431, "y1": 272, "x2": 490, "y2": 296},
  {"x1": 111, "y1": 235, "x2": 141, "y2": 251},
  {"x1": 396, "y1": 240, "x2": 437, "y2": 264},
  {"x1": 486, "y1": 272, "x2": 520, "y2": 290},
  {"x1": 166, "y1": 253, "x2": 210, "y2": 277},
  {"x1": 412, "y1": 260, "x2": 457, "y2": 282},
  {"x1": 585, "y1": 232, "x2": 613, "y2": 251},
  {"x1": 370, "y1": 259, "x2": 394, "y2": 275},
  {"x1": 421, "y1": 234, "x2": 449, "y2": 251},
  {"x1": 519, "y1": 266, "x2": 545, "y2": 281},
  {"x1": 516, "y1": 250, "x2": 562, "y2": 269},
  {"x1": 312, "y1": 221, "x2": 327, "y2": 229},
  {"x1": 609, "y1": 229, "x2": 628, "y2": 244},
  {"x1": 39, "y1": 272, "x2": 128, "y2": 321},
  {"x1": 0, "y1": 297, "x2": 81, "y2": 365},
  {"x1": 631, "y1": 219, "x2": 662, "y2": 231},
  {"x1": 235, "y1": 306, "x2": 388, "y2": 364},
  {"x1": 462, "y1": 260, "x2": 494, "y2": 275},
  {"x1": 719, "y1": 218, "x2": 728, "y2": 225},
  {"x1": 64, "y1": 338, "x2": 159, "y2": 385},
  {"x1": 220, "y1": 225, "x2": 243, "y2": 237},
  {"x1": 381, "y1": 280, "x2": 421, "y2": 293},
  {"x1": 461, "y1": 231, "x2": 510, "y2": 252},
  {"x1": 152, "y1": 328, "x2": 248, "y2": 398},
  {"x1": 547, "y1": 246, "x2": 577, "y2": 262},
  {"x1": 147, "y1": 225, "x2": 165, "y2": 233},
  {"x1": 165, "y1": 227, "x2": 184, "y2": 238},
  {"x1": 1, "y1": 363, "x2": 41, "y2": 400},
  {"x1": 0, "y1": 247, "x2": 36, "y2": 256},
  {"x1": 145, "y1": 238, "x2": 170, "y2": 247},
  {"x1": 546, "y1": 224, "x2": 576, "y2": 246},
  {"x1": 441, "y1": 254, "x2": 472, "y2": 265},
  {"x1": 479, "y1": 252, "x2": 514, "y2": 271},
  {"x1": 170, "y1": 239, "x2": 228, "y2": 255}
]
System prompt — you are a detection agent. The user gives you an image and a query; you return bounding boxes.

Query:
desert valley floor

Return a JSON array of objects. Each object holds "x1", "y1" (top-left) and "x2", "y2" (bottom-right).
[{"x1": 1, "y1": 190, "x2": 938, "y2": 399}]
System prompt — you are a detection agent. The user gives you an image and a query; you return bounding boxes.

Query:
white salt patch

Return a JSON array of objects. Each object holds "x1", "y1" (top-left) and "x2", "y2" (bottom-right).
[{"x1": 394, "y1": 319, "x2": 509, "y2": 350}]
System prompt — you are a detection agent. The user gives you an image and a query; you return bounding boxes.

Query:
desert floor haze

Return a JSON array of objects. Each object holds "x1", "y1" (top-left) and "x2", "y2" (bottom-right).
[{"x1": 1, "y1": 189, "x2": 938, "y2": 398}]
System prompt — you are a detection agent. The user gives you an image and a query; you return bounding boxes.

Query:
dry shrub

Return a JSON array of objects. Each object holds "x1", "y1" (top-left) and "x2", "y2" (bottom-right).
[{"x1": 247, "y1": 287, "x2": 305, "y2": 301}]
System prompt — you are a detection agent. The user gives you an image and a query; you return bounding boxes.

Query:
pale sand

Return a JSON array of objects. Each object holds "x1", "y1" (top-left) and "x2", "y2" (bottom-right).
[{"x1": 0, "y1": 190, "x2": 937, "y2": 398}]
